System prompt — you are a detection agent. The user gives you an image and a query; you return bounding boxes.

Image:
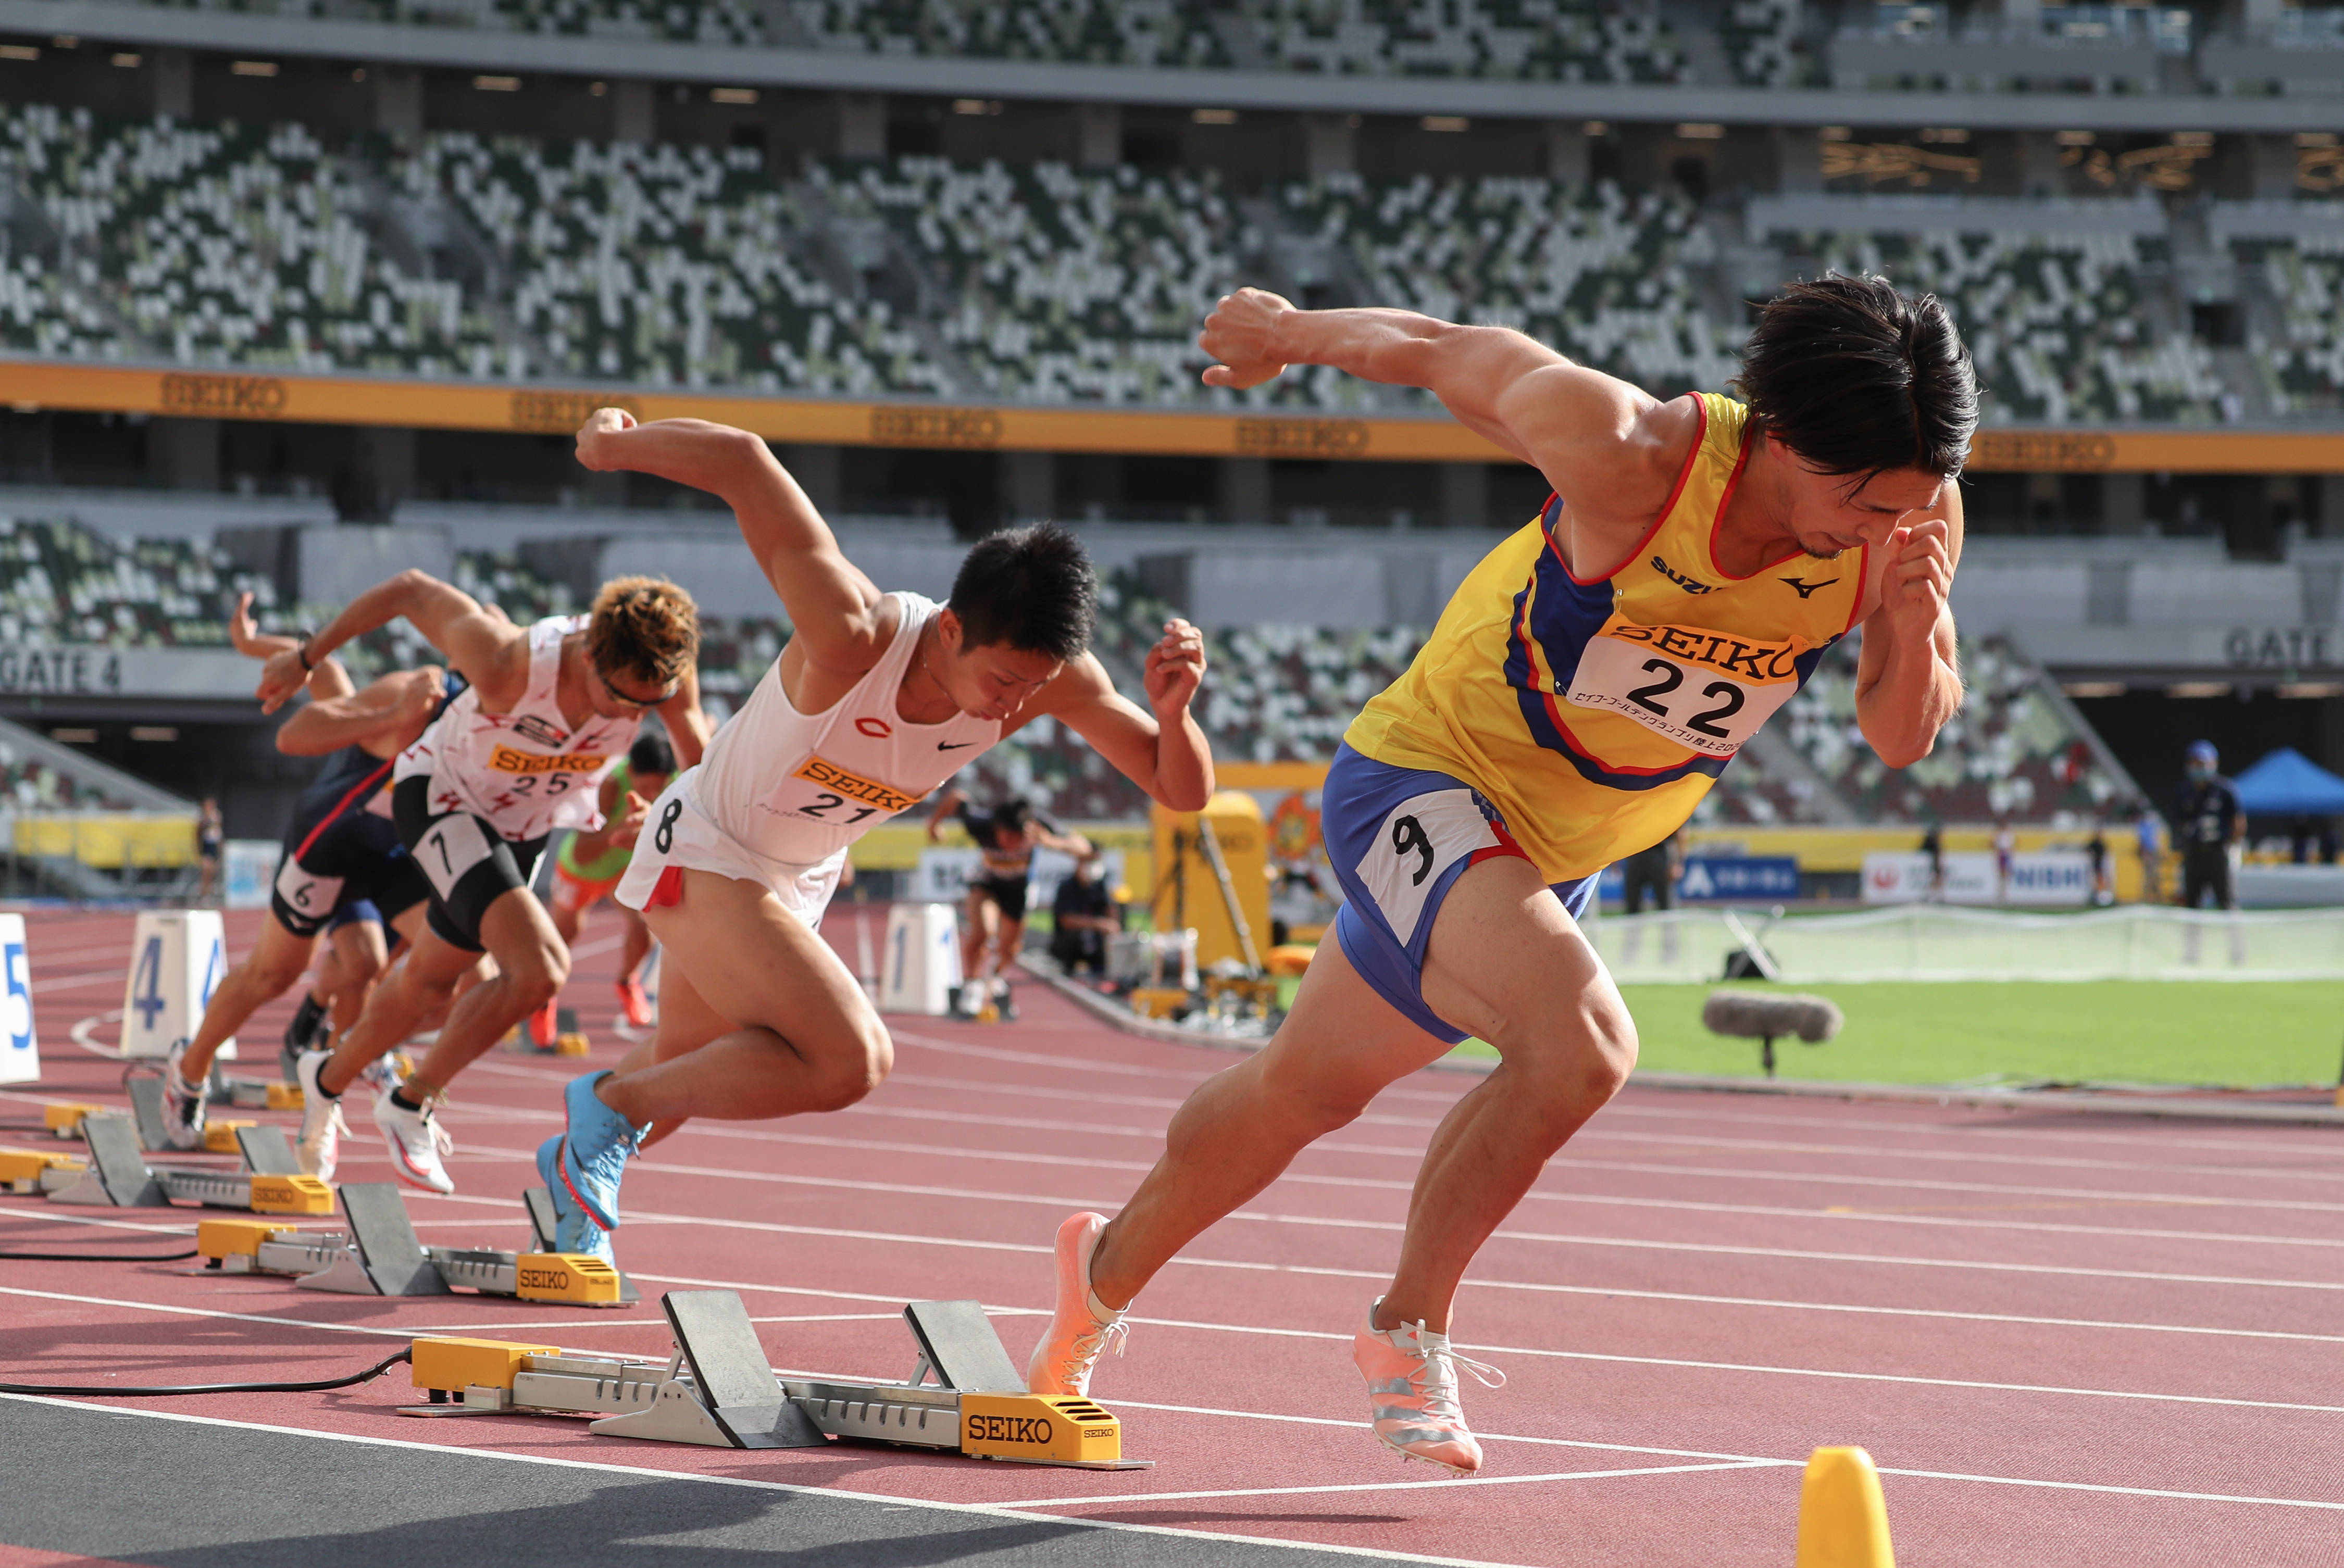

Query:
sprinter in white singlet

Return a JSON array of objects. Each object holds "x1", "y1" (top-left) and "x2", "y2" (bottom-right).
[
  {"x1": 253, "y1": 573, "x2": 710, "y2": 1194},
  {"x1": 537, "y1": 408, "x2": 1213, "y2": 1263}
]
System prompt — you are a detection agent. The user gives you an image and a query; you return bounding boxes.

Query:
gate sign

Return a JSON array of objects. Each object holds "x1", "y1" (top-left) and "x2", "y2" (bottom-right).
[
  {"x1": 0, "y1": 912, "x2": 35, "y2": 1085},
  {"x1": 1677, "y1": 857, "x2": 1802, "y2": 902},
  {"x1": 1864, "y1": 850, "x2": 2092, "y2": 906}
]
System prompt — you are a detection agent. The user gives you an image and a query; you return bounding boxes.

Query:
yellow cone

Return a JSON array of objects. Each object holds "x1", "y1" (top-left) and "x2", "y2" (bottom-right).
[{"x1": 1794, "y1": 1446, "x2": 1894, "y2": 1568}]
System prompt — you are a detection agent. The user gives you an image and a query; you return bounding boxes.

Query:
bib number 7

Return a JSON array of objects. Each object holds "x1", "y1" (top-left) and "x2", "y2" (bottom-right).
[{"x1": 414, "y1": 812, "x2": 497, "y2": 903}]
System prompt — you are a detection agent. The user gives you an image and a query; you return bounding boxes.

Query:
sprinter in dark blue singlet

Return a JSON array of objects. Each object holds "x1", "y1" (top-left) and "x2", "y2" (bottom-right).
[{"x1": 157, "y1": 595, "x2": 467, "y2": 1149}]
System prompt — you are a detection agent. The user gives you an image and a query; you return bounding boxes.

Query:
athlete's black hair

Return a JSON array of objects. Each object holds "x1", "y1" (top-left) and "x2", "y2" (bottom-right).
[
  {"x1": 1736, "y1": 273, "x2": 1978, "y2": 482},
  {"x1": 629, "y1": 733, "x2": 676, "y2": 779},
  {"x1": 948, "y1": 523, "x2": 1097, "y2": 661}
]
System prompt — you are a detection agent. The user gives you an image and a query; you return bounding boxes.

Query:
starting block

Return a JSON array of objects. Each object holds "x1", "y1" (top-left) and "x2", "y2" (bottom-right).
[
  {"x1": 1, "y1": 1145, "x2": 87, "y2": 1194},
  {"x1": 122, "y1": 1075, "x2": 261, "y2": 1156},
  {"x1": 196, "y1": 1181, "x2": 637, "y2": 1307},
  {"x1": 43, "y1": 1115, "x2": 332, "y2": 1213},
  {"x1": 42, "y1": 1103, "x2": 102, "y2": 1137},
  {"x1": 403, "y1": 1289, "x2": 1145, "y2": 1470}
]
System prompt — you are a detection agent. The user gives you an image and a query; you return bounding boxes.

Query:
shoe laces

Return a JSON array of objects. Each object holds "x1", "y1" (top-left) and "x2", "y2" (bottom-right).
[
  {"x1": 1397, "y1": 1323, "x2": 1504, "y2": 1423},
  {"x1": 1061, "y1": 1315, "x2": 1128, "y2": 1382},
  {"x1": 393, "y1": 1085, "x2": 456, "y2": 1157}
]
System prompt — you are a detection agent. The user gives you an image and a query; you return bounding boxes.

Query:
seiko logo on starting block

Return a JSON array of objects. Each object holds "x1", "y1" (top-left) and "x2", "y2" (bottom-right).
[
  {"x1": 514, "y1": 1252, "x2": 622, "y2": 1306},
  {"x1": 958, "y1": 1393, "x2": 1125, "y2": 1465}
]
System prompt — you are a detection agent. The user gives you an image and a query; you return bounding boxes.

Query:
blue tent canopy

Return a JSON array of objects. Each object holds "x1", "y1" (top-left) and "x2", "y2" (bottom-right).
[{"x1": 2234, "y1": 747, "x2": 2344, "y2": 816}]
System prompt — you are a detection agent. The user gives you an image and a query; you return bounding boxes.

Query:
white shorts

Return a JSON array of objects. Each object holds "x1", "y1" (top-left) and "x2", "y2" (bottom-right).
[{"x1": 616, "y1": 768, "x2": 847, "y2": 930}]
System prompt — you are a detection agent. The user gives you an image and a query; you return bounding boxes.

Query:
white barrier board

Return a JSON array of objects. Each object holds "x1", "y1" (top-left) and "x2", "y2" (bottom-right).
[
  {"x1": 121, "y1": 909, "x2": 234, "y2": 1060},
  {"x1": 0, "y1": 913, "x2": 36, "y2": 1084},
  {"x1": 879, "y1": 902, "x2": 962, "y2": 1015}
]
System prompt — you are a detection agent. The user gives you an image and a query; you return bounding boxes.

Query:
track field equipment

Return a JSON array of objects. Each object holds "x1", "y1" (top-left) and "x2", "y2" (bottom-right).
[
  {"x1": 405, "y1": 1289, "x2": 1149, "y2": 1471},
  {"x1": 1701, "y1": 989, "x2": 1845, "y2": 1078},
  {"x1": 35, "y1": 1114, "x2": 331, "y2": 1213},
  {"x1": 1794, "y1": 1445, "x2": 1896, "y2": 1568},
  {"x1": 195, "y1": 1181, "x2": 637, "y2": 1307}
]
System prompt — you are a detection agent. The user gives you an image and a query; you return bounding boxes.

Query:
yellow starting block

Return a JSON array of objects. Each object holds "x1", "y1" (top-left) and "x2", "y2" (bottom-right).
[
  {"x1": 554, "y1": 1033, "x2": 591, "y2": 1056},
  {"x1": 1, "y1": 1146, "x2": 87, "y2": 1194},
  {"x1": 403, "y1": 1293, "x2": 1146, "y2": 1470},
  {"x1": 1127, "y1": 986, "x2": 1189, "y2": 1020},
  {"x1": 43, "y1": 1103, "x2": 103, "y2": 1137},
  {"x1": 1795, "y1": 1446, "x2": 1896, "y2": 1568},
  {"x1": 202, "y1": 1120, "x2": 258, "y2": 1155}
]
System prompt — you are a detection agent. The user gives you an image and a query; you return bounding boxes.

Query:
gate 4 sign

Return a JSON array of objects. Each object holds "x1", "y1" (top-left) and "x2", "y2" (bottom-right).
[
  {"x1": 1677, "y1": 857, "x2": 1801, "y2": 901},
  {"x1": 1564, "y1": 616, "x2": 1807, "y2": 758},
  {"x1": 0, "y1": 913, "x2": 36, "y2": 1085},
  {"x1": 120, "y1": 910, "x2": 235, "y2": 1060}
]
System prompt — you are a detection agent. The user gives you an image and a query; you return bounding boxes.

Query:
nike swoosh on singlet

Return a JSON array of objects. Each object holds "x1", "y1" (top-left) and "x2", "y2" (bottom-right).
[{"x1": 937, "y1": 741, "x2": 977, "y2": 751}]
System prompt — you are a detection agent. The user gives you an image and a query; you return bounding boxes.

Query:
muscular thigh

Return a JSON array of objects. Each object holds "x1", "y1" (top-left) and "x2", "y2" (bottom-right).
[
  {"x1": 642, "y1": 869, "x2": 880, "y2": 1061},
  {"x1": 1419, "y1": 854, "x2": 1634, "y2": 1075},
  {"x1": 1250, "y1": 938, "x2": 1457, "y2": 1114}
]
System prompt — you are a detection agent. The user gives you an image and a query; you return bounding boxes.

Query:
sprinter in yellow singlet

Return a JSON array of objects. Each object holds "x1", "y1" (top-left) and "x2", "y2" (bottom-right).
[{"x1": 1028, "y1": 274, "x2": 1976, "y2": 1475}]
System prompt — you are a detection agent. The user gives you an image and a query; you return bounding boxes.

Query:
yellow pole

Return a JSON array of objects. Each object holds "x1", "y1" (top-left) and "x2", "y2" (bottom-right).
[{"x1": 1794, "y1": 1446, "x2": 1895, "y2": 1568}]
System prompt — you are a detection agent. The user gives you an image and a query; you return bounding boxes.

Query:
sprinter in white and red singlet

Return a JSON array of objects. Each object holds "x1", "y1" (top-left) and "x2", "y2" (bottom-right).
[{"x1": 535, "y1": 408, "x2": 1213, "y2": 1265}]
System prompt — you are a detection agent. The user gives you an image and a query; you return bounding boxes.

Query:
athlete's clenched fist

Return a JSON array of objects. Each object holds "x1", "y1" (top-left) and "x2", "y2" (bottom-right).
[
  {"x1": 1144, "y1": 618, "x2": 1207, "y2": 717},
  {"x1": 573, "y1": 406, "x2": 638, "y2": 470},
  {"x1": 1880, "y1": 517, "x2": 1953, "y2": 639},
  {"x1": 1199, "y1": 288, "x2": 1296, "y2": 390}
]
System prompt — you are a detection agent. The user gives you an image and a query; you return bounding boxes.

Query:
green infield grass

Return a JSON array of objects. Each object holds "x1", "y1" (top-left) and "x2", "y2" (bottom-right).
[{"x1": 1443, "y1": 981, "x2": 2343, "y2": 1088}]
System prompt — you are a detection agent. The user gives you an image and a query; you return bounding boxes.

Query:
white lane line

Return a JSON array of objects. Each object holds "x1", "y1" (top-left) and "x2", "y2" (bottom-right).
[
  {"x1": 1872, "y1": 1466, "x2": 2344, "y2": 1511},
  {"x1": 1601, "y1": 1097, "x2": 2344, "y2": 1159},
  {"x1": 9, "y1": 1271, "x2": 2339, "y2": 1432},
  {"x1": 995, "y1": 1460, "x2": 1787, "y2": 1508},
  {"x1": 1549, "y1": 1157, "x2": 2344, "y2": 1216},
  {"x1": 1574, "y1": 1126, "x2": 2344, "y2": 1190},
  {"x1": 592, "y1": 1114, "x2": 2344, "y2": 1252},
  {"x1": 478, "y1": 1148, "x2": 2344, "y2": 1294},
  {"x1": 0, "y1": 1395, "x2": 1543, "y2": 1568}
]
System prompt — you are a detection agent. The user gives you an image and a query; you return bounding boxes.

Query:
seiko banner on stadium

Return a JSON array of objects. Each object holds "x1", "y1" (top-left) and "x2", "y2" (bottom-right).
[
  {"x1": 0, "y1": 645, "x2": 263, "y2": 698},
  {"x1": 1863, "y1": 850, "x2": 2094, "y2": 907}
]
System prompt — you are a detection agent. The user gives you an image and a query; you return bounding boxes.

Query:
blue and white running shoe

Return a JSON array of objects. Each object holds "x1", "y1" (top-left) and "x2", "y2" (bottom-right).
[{"x1": 542, "y1": 1072, "x2": 646, "y2": 1263}]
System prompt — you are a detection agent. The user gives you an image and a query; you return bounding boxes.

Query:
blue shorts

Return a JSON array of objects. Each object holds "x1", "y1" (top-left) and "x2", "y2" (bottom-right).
[
  {"x1": 325, "y1": 899, "x2": 382, "y2": 933},
  {"x1": 1325, "y1": 743, "x2": 1598, "y2": 1045}
]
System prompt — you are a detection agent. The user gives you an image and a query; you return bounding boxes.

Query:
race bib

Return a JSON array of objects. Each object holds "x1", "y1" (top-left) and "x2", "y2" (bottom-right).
[
  {"x1": 272, "y1": 857, "x2": 345, "y2": 918},
  {"x1": 1563, "y1": 614, "x2": 1807, "y2": 758},
  {"x1": 414, "y1": 811, "x2": 496, "y2": 902},
  {"x1": 790, "y1": 756, "x2": 919, "y2": 820},
  {"x1": 1353, "y1": 788, "x2": 1504, "y2": 948}
]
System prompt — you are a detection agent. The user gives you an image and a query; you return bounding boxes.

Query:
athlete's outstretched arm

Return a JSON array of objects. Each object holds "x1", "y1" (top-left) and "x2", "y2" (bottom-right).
[
  {"x1": 254, "y1": 571, "x2": 526, "y2": 714},
  {"x1": 656, "y1": 666, "x2": 712, "y2": 768},
  {"x1": 1198, "y1": 288, "x2": 1688, "y2": 536},
  {"x1": 1026, "y1": 621, "x2": 1212, "y2": 811},
  {"x1": 1854, "y1": 491, "x2": 1966, "y2": 769},
  {"x1": 572, "y1": 409, "x2": 890, "y2": 675},
  {"x1": 275, "y1": 668, "x2": 446, "y2": 758},
  {"x1": 229, "y1": 591, "x2": 357, "y2": 701}
]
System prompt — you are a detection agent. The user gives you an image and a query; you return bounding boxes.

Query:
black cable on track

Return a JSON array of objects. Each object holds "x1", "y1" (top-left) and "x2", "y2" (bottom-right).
[{"x1": 0, "y1": 1347, "x2": 413, "y2": 1398}]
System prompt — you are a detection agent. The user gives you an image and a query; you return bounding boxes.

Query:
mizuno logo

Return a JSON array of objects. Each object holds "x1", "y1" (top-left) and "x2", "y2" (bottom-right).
[
  {"x1": 1651, "y1": 555, "x2": 1713, "y2": 595},
  {"x1": 937, "y1": 741, "x2": 977, "y2": 751},
  {"x1": 1780, "y1": 576, "x2": 1839, "y2": 599}
]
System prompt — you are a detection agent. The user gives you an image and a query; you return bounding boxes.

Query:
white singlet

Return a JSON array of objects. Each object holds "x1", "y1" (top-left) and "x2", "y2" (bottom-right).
[
  {"x1": 393, "y1": 614, "x2": 639, "y2": 844},
  {"x1": 617, "y1": 592, "x2": 999, "y2": 923}
]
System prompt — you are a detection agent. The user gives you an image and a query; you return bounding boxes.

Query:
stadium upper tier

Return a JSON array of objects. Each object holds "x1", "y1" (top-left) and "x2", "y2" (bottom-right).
[
  {"x1": 54, "y1": 0, "x2": 2344, "y2": 102},
  {"x1": 8, "y1": 105, "x2": 2337, "y2": 423}
]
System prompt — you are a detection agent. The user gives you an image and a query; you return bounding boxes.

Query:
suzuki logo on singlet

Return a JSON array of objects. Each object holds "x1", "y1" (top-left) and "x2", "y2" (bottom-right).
[
  {"x1": 1651, "y1": 556, "x2": 1713, "y2": 595},
  {"x1": 855, "y1": 717, "x2": 893, "y2": 739},
  {"x1": 1779, "y1": 576, "x2": 1840, "y2": 599},
  {"x1": 511, "y1": 715, "x2": 569, "y2": 747}
]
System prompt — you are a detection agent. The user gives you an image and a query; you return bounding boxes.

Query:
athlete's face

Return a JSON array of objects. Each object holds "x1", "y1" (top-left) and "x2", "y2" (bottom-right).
[
  {"x1": 588, "y1": 659, "x2": 678, "y2": 719},
  {"x1": 1774, "y1": 441, "x2": 1949, "y2": 559},
  {"x1": 937, "y1": 612, "x2": 1063, "y2": 723}
]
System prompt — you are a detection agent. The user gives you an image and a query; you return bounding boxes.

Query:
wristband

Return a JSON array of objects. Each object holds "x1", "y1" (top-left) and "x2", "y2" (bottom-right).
[{"x1": 295, "y1": 634, "x2": 315, "y2": 673}]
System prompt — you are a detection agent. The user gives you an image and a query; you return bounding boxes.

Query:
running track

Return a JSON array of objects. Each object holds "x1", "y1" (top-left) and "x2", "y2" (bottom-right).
[{"x1": 4, "y1": 908, "x2": 2343, "y2": 1567}]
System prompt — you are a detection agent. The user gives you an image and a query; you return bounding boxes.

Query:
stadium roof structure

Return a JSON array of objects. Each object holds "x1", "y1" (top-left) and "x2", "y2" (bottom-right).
[
  {"x1": 2235, "y1": 747, "x2": 2344, "y2": 817},
  {"x1": 13, "y1": 0, "x2": 2344, "y2": 134}
]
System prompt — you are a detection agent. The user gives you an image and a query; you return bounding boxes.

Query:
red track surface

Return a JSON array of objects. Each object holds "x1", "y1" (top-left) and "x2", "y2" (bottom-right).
[{"x1": 6, "y1": 907, "x2": 2344, "y2": 1566}]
